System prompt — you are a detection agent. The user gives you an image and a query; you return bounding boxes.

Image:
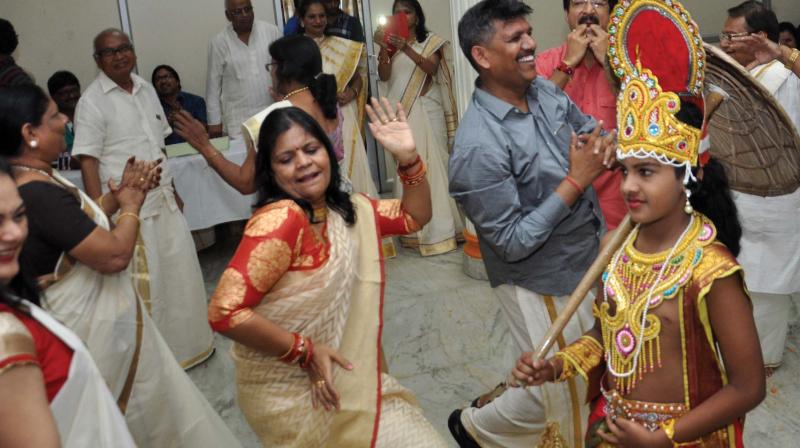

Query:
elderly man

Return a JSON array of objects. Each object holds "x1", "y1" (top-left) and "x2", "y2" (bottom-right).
[
  {"x1": 535, "y1": 0, "x2": 625, "y2": 230},
  {"x1": 206, "y1": 0, "x2": 281, "y2": 139},
  {"x1": 152, "y1": 64, "x2": 207, "y2": 145},
  {"x1": 47, "y1": 70, "x2": 81, "y2": 169},
  {"x1": 72, "y1": 29, "x2": 214, "y2": 370},
  {"x1": 448, "y1": 1, "x2": 616, "y2": 446},
  {"x1": 323, "y1": 0, "x2": 365, "y2": 42},
  {"x1": 720, "y1": 0, "x2": 800, "y2": 373}
]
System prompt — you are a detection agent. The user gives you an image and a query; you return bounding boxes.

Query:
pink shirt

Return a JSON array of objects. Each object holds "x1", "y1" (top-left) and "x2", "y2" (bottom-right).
[{"x1": 536, "y1": 44, "x2": 626, "y2": 230}]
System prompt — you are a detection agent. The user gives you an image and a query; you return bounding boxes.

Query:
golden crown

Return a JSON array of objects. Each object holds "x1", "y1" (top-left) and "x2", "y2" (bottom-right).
[{"x1": 608, "y1": 0, "x2": 705, "y2": 179}]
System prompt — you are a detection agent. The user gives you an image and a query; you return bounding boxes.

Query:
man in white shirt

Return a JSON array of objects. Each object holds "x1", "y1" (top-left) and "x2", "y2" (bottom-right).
[
  {"x1": 206, "y1": 0, "x2": 281, "y2": 139},
  {"x1": 720, "y1": 0, "x2": 800, "y2": 372},
  {"x1": 73, "y1": 28, "x2": 214, "y2": 369}
]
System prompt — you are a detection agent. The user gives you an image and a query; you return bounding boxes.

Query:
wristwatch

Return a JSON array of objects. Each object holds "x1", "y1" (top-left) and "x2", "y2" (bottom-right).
[{"x1": 556, "y1": 60, "x2": 575, "y2": 77}]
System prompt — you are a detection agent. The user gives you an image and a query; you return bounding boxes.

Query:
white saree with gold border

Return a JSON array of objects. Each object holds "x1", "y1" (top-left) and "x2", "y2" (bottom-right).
[
  {"x1": 232, "y1": 195, "x2": 446, "y2": 447},
  {"x1": 379, "y1": 33, "x2": 463, "y2": 256},
  {"x1": 40, "y1": 172, "x2": 241, "y2": 448}
]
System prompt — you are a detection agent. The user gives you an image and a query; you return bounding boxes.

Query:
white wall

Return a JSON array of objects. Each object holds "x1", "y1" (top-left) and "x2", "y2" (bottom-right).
[
  {"x1": 6, "y1": 0, "x2": 120, "y2": 91},
  {"x1": 772, "y1": 0, "x2": 800, "y2": 25}
]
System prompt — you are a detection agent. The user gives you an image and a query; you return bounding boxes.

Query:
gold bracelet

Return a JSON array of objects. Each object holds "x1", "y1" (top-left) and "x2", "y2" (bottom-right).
[
  {"x1": 660, "y1": 419, "x2": 678, "y2": 447},
  {"x1": 97, "y1": 193, "x2": 109, "y2": 210},
  {"x1": 786, "y1": 47, "x2": 800, "y2": 71},
  {"x1": 118, "y1": 212, "x2": 140, "y2": 224}
]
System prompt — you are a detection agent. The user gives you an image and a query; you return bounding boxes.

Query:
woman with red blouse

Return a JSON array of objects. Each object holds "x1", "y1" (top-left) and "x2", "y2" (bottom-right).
[
  {"x1": 0, "y1": 158, "x2": 135, "y2": 447},
  {"x1": 208, "y1": 100, "x2": 447, "y2": 447}
]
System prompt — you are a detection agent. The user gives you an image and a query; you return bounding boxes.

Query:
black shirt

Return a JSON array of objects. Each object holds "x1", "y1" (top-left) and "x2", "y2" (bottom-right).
[{"x1": 18, "y1": 181, "x2": 97, "y2": 277}]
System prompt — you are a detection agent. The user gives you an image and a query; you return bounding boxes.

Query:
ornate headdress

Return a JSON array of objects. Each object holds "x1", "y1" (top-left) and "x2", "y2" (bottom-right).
[{"x1": 608, "y1": 0, "x2": 706, "y2": 184}]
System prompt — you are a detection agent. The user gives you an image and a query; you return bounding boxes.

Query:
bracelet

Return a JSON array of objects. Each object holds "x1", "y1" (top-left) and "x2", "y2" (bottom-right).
[
  {"x1": 398, "y1": 154, "x2": 422, "y2": 171},
  {"x1": 553, "y1": 335, "x2": 604, "y2": 382},
  {"x1": 299, "y1": 337, "x2": 315, "y2": 369},
  {"x1": 117, "y1": 212, "x2": 140, "y2": 224},
  {"x1": 97, "y1": 193, "x2": 110, "y2": 210},
  {"x1": 659, "y1": 419, "x2": 678, "y2": 447},
  {"x1": 786, "y1": 47, "x2": 800, "y2": 70},
  {"x1": 398, "y1": 161, "x2": 427, "y2": 187},
  {"x1": 279, "y1": 333, "x2": 302, "y2": 362},
  {"x1": 564, "y1": 175, "x2": 585, "y2": 195}
]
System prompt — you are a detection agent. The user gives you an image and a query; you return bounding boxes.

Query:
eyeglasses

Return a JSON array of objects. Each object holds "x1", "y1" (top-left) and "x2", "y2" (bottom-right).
[
  {"x1": 154, "y1": 73, "x2": 177, "y2": 82},
  {"x1": 265, "y1": 62, "x2": 278, "y2": 72},
  {"x1": 95, "y1": 43, "x2": 134, "y2": 59},
  {"x1": 227, "y1": 5, "x2": 253, "y2": 17},
  {"x1": 570, "y1": 0, "x2": 609, "y2": 8},
  {"x1": 718, "y1": 31, "x2": 749, "y2": 41}
]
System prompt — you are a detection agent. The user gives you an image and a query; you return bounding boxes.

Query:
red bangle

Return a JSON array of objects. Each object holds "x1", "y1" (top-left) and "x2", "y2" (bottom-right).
[
  {"x1": 565, "y1": 176, "x2": 585, "y2": 195},
  {"x1": 279, "y1": 333, "x2": 304, "y2": 364},
  {"x1": 398, "y1": 154, "x2": 422, "y2": 171},
  {"x1": 556, "y1": 60, "x2": 575, "y2": 77}
]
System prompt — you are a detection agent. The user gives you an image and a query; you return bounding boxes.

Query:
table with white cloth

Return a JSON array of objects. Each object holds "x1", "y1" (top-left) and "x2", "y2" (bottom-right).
[{"x1": 60, "y1": 138, "x2": 255, "y2": 232}]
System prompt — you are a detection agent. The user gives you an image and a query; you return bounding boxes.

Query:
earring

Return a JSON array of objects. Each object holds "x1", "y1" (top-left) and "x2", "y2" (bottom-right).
[
  {"x1": 30, "y1": 139, "x2": 38, "y2": 148},
  {"x1": 684, "y1": 188, "x2": 693, "y2": 215}
]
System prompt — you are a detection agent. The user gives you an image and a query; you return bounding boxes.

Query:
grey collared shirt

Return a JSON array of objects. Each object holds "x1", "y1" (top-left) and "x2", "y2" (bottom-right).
[{"x1": 449, "y1": 77, "x2": 605, "y2": 296}]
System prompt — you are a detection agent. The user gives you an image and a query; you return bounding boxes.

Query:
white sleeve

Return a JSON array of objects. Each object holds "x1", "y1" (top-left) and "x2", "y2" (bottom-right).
[
  {"x1": 71, "y1": 94, "x2": 106, "y2": 159},
  {"x1": 206, "y1": 37, "x2": 224, "y2": 126}
]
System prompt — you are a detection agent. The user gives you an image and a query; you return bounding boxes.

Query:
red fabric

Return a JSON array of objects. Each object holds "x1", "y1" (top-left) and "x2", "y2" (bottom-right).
[
  {"x1": 0, "y1": 304, "x2": 72, "y2": 402},
  {"x1": 209, "y1": 199, "x2": 417, "y2": 332},
  {"x1": 626, "y1": 10, "x2": 690, "y2": 94},
  {"x1": 536, "y1": 45, "x2": 626, "y2": 230}
]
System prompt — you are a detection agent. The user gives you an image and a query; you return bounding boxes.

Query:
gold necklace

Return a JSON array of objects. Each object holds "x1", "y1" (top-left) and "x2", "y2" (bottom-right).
[
  {"x1": 599, "y1": 213, "x2": 716, "y2": 394},
  {"x1": 12, "y1": 164, "x2": 55, "y2": 180},
  {"x1": 312, "y1": 207, "x2": 328, "y2": 223},
  {"x1": 283, "y1": 86, "x2": 310, "y2": 100}
]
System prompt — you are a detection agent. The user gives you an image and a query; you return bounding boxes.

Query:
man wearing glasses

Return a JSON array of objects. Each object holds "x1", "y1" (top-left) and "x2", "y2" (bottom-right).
[
  {"x1": 719, "y1": 1, "x2": 800, "y2": 377},
  {"x1": 206, "y1": 0, "x2": 281, "y2": 139},
  {"x1": 72, "y1": 28, "x2": 215, "y2": 372},
  {"x1": 535, "y1": 0, "x2": 624, "y2": 231}
]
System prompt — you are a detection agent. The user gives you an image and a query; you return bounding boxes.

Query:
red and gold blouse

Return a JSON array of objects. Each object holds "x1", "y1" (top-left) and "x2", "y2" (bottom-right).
[
  {"x1": 208, "y1": 198, "x2": 420, "y2": 332},
  {"x1": 0, "y1": 304, "x2": 72, "y2": 401}
]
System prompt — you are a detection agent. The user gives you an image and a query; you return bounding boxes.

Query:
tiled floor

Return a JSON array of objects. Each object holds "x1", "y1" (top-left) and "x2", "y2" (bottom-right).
[{"x1": 189, "y1": 229, "x2": 800, "y2": 447}]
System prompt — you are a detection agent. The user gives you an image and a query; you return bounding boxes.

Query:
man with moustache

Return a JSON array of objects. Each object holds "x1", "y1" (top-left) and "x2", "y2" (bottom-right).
[
  {"x1": 206, "y1": 0, "x2": 281, "y2": 139},
  {"x1": 719, "y1": 0, "x2": 800, "y2": 374},
  {"x1": 535, "y1": 0, "x2": 624, "y2": 230},
  {"x1": 448, "y1": 1, "x2": 617, "y2": 446},
  {"x1": 72, "y1": 29, "x2": 215, "y2": 369},
  {"x1": 152, "y1": 64, "x2": 207, "y2": 145}
]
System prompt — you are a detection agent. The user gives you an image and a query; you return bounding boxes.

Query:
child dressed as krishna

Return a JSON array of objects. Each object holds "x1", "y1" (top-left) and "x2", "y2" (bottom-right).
[{"x1": 510, "y1": 0, "x2": 766, "y2": 446}]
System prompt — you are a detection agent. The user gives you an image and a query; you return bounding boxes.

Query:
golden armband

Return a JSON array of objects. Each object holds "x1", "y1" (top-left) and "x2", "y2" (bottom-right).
[{"x1": 554, "y1": 335, "x2": 604, "y2": 382}]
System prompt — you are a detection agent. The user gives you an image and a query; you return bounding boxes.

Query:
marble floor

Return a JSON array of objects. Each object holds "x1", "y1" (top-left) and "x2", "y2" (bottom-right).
[{"x1": 189, "y1": 228, "x2": 800, "y2": 447}]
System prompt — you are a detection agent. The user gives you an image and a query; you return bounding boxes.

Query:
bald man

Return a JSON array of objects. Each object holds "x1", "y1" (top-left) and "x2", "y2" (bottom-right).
[
  {"x1": 73, "y1": 28, "x2": 214, "y2": 369},
  {"x1": 206, "y1": 0, "x2": 281, "y2": 138}
]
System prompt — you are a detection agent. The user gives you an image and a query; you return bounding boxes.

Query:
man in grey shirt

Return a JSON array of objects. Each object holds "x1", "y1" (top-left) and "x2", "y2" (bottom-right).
[{"x1": 447, "y1": 1, "x2": 617, "y2": 446}]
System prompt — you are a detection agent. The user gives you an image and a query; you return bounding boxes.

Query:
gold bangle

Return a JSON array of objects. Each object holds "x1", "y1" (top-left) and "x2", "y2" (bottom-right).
[
  {"x1": 660, "y1": 419, "x2": 677, "y2": 447},
  {"x1": 97, "y1": 193, "x2": 109, "y2": 210},
  {"x1": 117, "y1": 212, "x2": 140, "y2": 224},
  {"x1": 786, "y1": 47, "x2": 800, "y2": 70}
]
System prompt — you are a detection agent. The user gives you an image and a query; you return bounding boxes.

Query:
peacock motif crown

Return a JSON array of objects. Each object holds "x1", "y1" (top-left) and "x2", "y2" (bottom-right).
[{"x1": 608, "y1": 0, "x2": 706, "y2": 183}]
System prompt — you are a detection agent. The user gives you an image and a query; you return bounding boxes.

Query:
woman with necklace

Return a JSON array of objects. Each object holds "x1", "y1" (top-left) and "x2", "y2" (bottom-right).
[
  {"x1": 374, "y1": 0, "x2": 462, "y2": 256},
  {"x1": 300, "y1": 0, "x2": 378, "y2": 200},
  {"x1": 506, "y1": 1, "x2": 765, "y2": 447},
  {"x1": 0, "y1": 84, "x2": 242, "y2": 447},
  {"x1": 207, "y1": 101, "x2": 446, "y2": 446}
]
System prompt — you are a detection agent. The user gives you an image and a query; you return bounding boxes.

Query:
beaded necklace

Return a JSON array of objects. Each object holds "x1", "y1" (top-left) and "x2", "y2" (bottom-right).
[{"x1": 599, "y1": 213, "x2": 716, "y2": 394}]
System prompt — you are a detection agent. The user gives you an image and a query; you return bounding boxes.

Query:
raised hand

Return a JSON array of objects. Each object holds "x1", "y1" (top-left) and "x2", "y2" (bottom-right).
[
  {"x1": 731, "y1": 33, "x2": 783, "y2": 67},
  {"x1": 564, "y1": 24, "x2": 592, "y2": 66},
  {"x1": 172, "y1": 110, "x2": 215, "y2": 157},
  {"x1": 587, "y1": 24, "x2": 610, "y2": 66},
  {"x1": 365, "y1": 97, "x2": 417, "y2": 166}
]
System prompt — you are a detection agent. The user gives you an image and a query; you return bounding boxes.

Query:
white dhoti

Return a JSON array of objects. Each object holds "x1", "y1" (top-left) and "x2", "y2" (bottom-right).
[
  {"x1": 460, "y1": 285, "x2": 593, "y2": 447},
  {"x1": 734, "y1": 189, "x2": 800, "y2": 368},
  {"x1": 137, "y1": 185, "x2": 214, "y2": 368}
]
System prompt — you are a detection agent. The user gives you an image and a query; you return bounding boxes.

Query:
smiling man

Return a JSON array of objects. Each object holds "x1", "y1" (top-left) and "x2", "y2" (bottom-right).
[
  {"x1": 448, "y1": 1, "x2": 616, "y2": 446},
  {"x1": 72, "y1": 29, "x2": 215, "y2": 372},
  {"x1": 535, "y1": 0, "x2": 625, "y2": 230}
]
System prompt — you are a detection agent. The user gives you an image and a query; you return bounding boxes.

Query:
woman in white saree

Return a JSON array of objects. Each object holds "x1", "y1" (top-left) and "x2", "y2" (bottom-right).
[
  {"x1": 208, "y1": 101, "x2": 447, "y2": 447},
  {"x1": 375, "y1": 0, "x2": 463, "y2": 256},
  {"x1": 2, "y1": 84, "x2": 241, "y2": 448}
]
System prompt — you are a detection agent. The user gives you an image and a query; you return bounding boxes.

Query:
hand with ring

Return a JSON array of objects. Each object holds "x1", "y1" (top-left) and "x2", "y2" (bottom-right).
[
  {"x1": 109, "y1": 156, "x2": 152, "y2": 213},
  {"x1": 306, "y1": 343, "x2": 353, "y2": 412}
]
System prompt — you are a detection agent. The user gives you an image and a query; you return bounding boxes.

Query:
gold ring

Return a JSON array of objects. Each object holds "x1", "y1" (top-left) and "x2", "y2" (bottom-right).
[
  {"x1": 139, "y1": 177, "x2": 145, "y2": 182},
  {"x1": 390, "y1": 117, "x2": 398, "y2": 122},
  {"x1": 315, "y1": 379, "x2": 326, "y2": 387}
]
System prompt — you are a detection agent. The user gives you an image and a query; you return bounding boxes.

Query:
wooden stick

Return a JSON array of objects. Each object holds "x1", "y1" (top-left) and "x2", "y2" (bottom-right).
[{"x1": 534, "y1": 214, "x2": 634, "y2": 360}]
